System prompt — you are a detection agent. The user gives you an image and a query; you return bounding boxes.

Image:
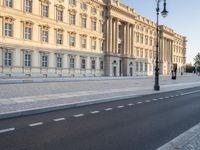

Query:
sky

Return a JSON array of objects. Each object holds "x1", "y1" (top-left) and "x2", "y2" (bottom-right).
[{"x1": 121, "y1": 0, "x2": 200, "y2": 64}]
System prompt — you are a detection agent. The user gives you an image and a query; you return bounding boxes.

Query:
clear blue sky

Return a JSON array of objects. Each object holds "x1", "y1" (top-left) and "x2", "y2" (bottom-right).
[{"x1": 121, "y1": 0, "x2": 200, "y2": 64}]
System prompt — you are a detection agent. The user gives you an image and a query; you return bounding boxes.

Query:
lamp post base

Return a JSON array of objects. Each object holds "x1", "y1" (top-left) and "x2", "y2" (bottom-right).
[{"x1": 154, "y1": 85, "x2": 160, "y2": 91}]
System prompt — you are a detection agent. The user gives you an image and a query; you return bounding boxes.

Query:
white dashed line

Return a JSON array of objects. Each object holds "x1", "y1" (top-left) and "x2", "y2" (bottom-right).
[
  {"x1": 29, "y1": 122, "x2": 43, "y2": 127},
  {"x1": 128, "y1": 103, "x2": 134, "y2": 106},
  {"x1": 53, "y1": 118, "x2": 66, "y2": 122},
  {"x1": 165, "y1": 96, "x2": 169, "y2": 99},
  {"x1": 159, "y1": 98, "x2": 164, "y2": 100},
  {"x1": 145, "y1": 100, "x2": 151, "y2": 103},
  {"x1": 74, "y1": 114, "x2": 84, "y2": 118},
  {"x1": 0, "y1": 128, "x2": 15, "y2": 134},
  {"x1": 105, "y1": 108, "x2": 113, "y2": 111},
  {"x1": 90, "y1": 111, "x2": 100, "y2": 114},
  {"x1": 137, "y1": 102, "x2": 143, "y2": 104},
  {"x1": 175, "y1": 95, "x2": 179, "y2": 97},
  {"x1": 153, "y1": 99, "x2": 158, "y2": 101},
  {"x1": 117, "y1": 105, "x2": 124, "y2": 108},
  {"x1": 170, "y1": 96, "x2": 174, "y2": 98}
]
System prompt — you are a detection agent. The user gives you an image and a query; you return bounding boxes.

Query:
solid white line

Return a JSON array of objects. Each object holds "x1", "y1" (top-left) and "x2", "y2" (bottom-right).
[
  {"x1": 145, "y1": 100, "x2": 151, "y2": 103},
  {"x1": 105, "y1": 108, "x2": 113, "y2": 111},
  {"x1": 117, "y1": 105, "x2": 124, "y2": 108},
  {"x1": 0, "y1": 128, "x2": 15, "y2": 134},
  {"x1": 128, "y1": 103, "x2": 134, "y2": 106},
  {"x1": 74, "y1": 114, "x2": 84, "y2": 117},
  {"x1": 137, "y1": 102, "x2": 143, "y2": 104},
  {"x1": 53, "y1": 118, "x2": 66, "y2": 122},
  {"x1": 90, "y1": 111, "x2": 100, "y2": 114},
  {"x1": 29, "y1": 122, "x2": 43, "y2": 127}
]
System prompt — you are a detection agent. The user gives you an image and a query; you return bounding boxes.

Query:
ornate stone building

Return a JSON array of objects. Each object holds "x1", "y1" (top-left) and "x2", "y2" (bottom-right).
[{"x1": 0, "y1": 0, "x2": 187, "y2": 78}]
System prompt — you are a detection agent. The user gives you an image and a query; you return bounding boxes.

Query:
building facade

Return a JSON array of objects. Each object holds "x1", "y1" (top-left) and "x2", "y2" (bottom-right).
[{"x1": 0, "y1": 0, "x2": 187, "y2": 78}]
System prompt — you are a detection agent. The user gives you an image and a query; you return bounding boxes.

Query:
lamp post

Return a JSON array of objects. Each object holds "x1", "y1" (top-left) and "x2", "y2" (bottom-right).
[{"x1": 154, "y1": 0, "x2": 168, "y2": 91}]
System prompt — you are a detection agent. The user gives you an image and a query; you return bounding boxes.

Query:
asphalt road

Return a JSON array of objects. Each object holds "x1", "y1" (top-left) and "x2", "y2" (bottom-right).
[{"x1": 0, "y1": 87, "x2": 200, "y2": 150}]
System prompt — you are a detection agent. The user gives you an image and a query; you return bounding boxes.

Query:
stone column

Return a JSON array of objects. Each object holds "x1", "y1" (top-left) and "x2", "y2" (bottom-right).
[
  {"x1": 109, "y1": 17, "x2": 113, "y2": 54},
  {"x1": 123, "y1": 23, "x2": 126, "y2": 55},
  {"x1": 126, "y1": 23, "x2": 130, "y2": 56},
  {"x1": 115, "y1": 18, "x2": 119, "y2": 54},
  {"x1": 112, "y1": 19, "x2": 116, "y2": 54}
]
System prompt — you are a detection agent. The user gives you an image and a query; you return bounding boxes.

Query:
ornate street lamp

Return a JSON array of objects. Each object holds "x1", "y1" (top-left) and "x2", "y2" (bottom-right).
[{"x1": 154, "y1": 0, "x2": 168, "y2": 91}]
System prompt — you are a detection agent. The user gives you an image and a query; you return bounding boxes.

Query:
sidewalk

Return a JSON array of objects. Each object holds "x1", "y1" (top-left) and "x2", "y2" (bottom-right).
[{"x1": 0, "y1": 75, "x2": 200, "y2": 120}]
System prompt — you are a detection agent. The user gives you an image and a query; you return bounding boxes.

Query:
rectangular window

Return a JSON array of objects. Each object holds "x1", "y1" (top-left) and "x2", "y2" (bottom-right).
[
  {"x1": 140, "y1": 49, "x2": 143, "y2": 58},
  {"x1": 69, "y1": 14, "x2": 76, "y2": 25},
  {"x1": 57, "y1": 33, "x2": 63, "y2": 45},
  {"x1": 145, "y1": 63, "x2": 148, "y2": 72},
  {"x1": 91, "y1": 21, "x2": 96, "y2": 31},
  {"x1": 81, "y1": 17, "x2": 87, "y2": 28},
  {"x1": 145, "y1": 50, "x2": 148, "y2": 58},
  {"x1": 57, "y1": 56, "x2": 62, "y2": 68},
  {"x1": 136, "y1": 62, "x2": 139, "y2": 72},
  {"x1": 24, "y1": 53, "x2": 31, "y2": 67},
  {"x1": 69, "y1": 35, "x2": 76, "y2": 47},
  {"x1": 57, "y1": 10, "x2": 63, "y2": 21},
  {"x1": 42, "y1": 30, "x2": 48, "y2": 42},
  {"x1": 100, "y1": 61, "x2": 104, "y2": 70},
  {"x1": 24, "y1": 27, "x2": 32, "y2": 40},
  {"x1": 81, "y1": 59, "x2": 86, "y2": 69},
  {"x1": 42, "y1": 55, "x2": 48, "y2": 67},
  {"x1": 70, "y1": 57, "x2": 75, "y2": 69},
  {"x1": 6, "y1": 0, "x2": 13, "y2": 7},
  {"x1": 140, "y1": 62, "x2": 143, "y2": 72},
  {"x1": 4, "y1": 52, "x2": 12, "y2": 66},
  {"x1": 69, "y1": 0, "x2": 76, "y2": 5},
  {"x1": 4, "y1": 23, "x2": 13, "y2": 37},
  {"x1": 91, "y1": 60, "x2": 96, "y2": 69},
  {"x1": 91, "y1": 7, "x2": 97, "y2": 14},
  {"x1": 91, "y1": 39, "x2": 96, "y2": 50},
  {"x1": 81, "y1": 37, "x2": 87, "y2": 48},
  {"x1": 25, "y1": 0, "x2": 32, "y2": 13},
  {"x1": 80, "y1": 3, "x2": 87, "y2": 10},
  {"x1": 42, "y1": 5, "x2": 49, "y2": 17}
]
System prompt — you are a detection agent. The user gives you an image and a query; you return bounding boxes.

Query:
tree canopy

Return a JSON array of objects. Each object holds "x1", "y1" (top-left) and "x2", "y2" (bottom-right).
[{"x1": 194, "y1": 52, "x2": 200, "y2": 66}]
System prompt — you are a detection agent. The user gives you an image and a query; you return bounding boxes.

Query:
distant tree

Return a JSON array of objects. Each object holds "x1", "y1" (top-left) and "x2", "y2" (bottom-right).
[
  {"x1": 194, "y1": 53, "x2": 200, "y2": 66},
  {"x1": 186, "y1": 64, "x2": 195, "y2": 73},
  {"x1": 197, "y1": 66, "x2": 200, "y2": 72}
]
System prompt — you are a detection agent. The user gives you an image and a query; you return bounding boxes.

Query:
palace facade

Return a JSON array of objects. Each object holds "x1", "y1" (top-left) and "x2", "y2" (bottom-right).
[{"x1": 0, "y1": 0, "x2": 187, "y2": 78}]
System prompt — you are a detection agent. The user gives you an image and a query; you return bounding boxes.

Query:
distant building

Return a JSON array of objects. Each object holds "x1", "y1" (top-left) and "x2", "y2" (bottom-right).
[{"x1": 0, "y1": 0, "x2": 187, "y2": 78}]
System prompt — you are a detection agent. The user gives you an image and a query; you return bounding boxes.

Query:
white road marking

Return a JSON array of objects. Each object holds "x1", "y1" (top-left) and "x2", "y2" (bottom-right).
[
  {"x1": 90, "y1": 111, "x2": 100, "y2": 114},
  {"x1": 153, "y1": 99, "x2": 158, "y2": 101},
  {"x1": 159, "y1": 98, "x2": 164, "y2": 100},
  {"x1": 29, "y1": 122, "x2": 43, "y2": 127},
  {"x1": 128, "y1": 103, "x2": 134, "y2": 106},
  {"x1": 175, "y1": 95, "x2": 179, "y2": 97},
  {"x1": 53, "y1": 118, "x2": 66, "y2": 122},
  {"x1": 165, "y1": 96, "x2": 169, "y2": 99},
  {"x1": 105, "y1": 108, "x2": 113, "y2": 111},
  {"x1": 170, "y1": 96, "x2": 174, "y2": 98},
  {"x1": 137, "y1": 102, "x2": 143, "y2": 104},
  {"x1": 117, "y1": 105, "x2": 124, "y2": 108},
  {"x1": 74, "y1": 114, "x2": 84, "y2": 117},
  {"x1": 0, "y1": 128, "x2": 15, "y2": 134},
  {"x1": 145, "y1": 100, "x2": 151, "y2": 103}
]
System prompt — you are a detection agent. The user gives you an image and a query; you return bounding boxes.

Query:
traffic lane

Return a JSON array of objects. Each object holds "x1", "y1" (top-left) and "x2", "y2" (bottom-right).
[
  {"x1": 0, "y1": 86, "x2": 200, "y2": 130},
  {"x1": 0, "y1": 89, "x2": 200, "y2": 149}
]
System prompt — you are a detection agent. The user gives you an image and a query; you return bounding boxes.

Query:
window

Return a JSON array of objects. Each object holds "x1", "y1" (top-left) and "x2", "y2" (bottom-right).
[
  {"x1": 91, "y1": 39, "x2": 96, "y2": 50},
  {"x1": 24, "y1": 53, "x2": 31, "y2": 67},
  {"x1": 69, "y1": 0, "x2": 76, "y2": 5},
  {"x1": 69, "y1": 57, "x2": 75, "y2": 69},
  {"x1": 145, "y1": 63, "x2": 148, "y2": 72},
  {"x1": 140, "y1": 62, "x2": 143, "y2": 72},
  {"x1": 4, "y1": 23, "x2": 13, "y2": 37},
  {"x1": 81, "y1": 37, "x2": 87, "y2": 48},
  {"x1": 57, "y1": 33, "x2": 63, "y2": 45},
  {"x1": 136, "y1": 48, "x2": 139, "y2": 57},
  {"x1": 100, "y1": 23, "x2": 104, "y2": 33},
  {"x1": 57, "y1": 10, "x2": 63, "y2": 21},
  {"x1": 91, "y1": 60, "x2": 96, "y2": 69},
  {"x1": 100, "y1": 40, "x2": 104, "y2": 51},
  {"x1": 42, "y1": 30, "x2": 48, "y2": 42},
  {"x1": 145, "y1": 36, "x2": 148, "y2": 45},
  {"x1": 91, "y1": 7, "x2": 97, "y2": 14},
  {"x1": 69, "y1": 14, "x2": 76, "y2": 25},
  {"x1": 4, "y1": 51, "x2": 12, "y2": 66},
  {"x1": 80, "y1": 3, "x2": 87, "y2": 10},
  {"x1": 42, "y1": 5, "x2": 49, "y2": 17},
  {"x1": 25, "y1": 0, "x2": 32, "y2": 13},
  {"x1": 24, "y1": 27, "x2": 32, "y2": 40},
  {"x1": 6, "y1": 0, "x2": 13, "y2": 7},
  {"x1": 81, "y1": 59, "x2": 86, "y2": 69},
  {"x1": 145, "y1": 50, "x2": 148, "y2": 58},
  {"x1": 69, "y1": 35, "x2": 76, "y2": 47},
  {"x1": 91, "y1": 20, "x2": 96, "y2": 31},
  {"x1": 136, "y1": 62, "x2": 139, "y2": 72},
  {"x1": 57, "y1": 56, "x2": 62, "y2": 68},
  {"x1": 81, "y1": 17, "x2": 87, "y2": 28},
  {"x1": 136, "y1": 33, "x2": 139, "y2": 43},
  {"x1": 42, "y1": 55, "x2": 48, "y2": 67},
  {"x1": 100, "y1": 61, "x2": 104, "y2": 70},
  {"x1": 140, "y1": 49, "x2": 143, "y2": 58},
  {"x1": 140, "y1": 34, "x2": 143, "y2": 44}
]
